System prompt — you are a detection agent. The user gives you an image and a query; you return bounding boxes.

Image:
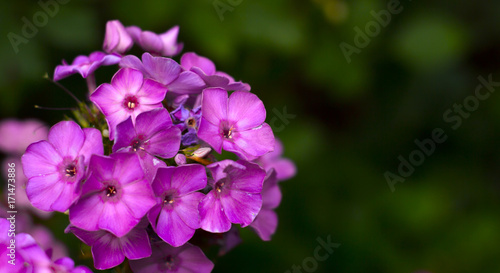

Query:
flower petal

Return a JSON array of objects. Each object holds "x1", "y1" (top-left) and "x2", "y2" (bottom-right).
[
  {"x1": 220, "y1": 189, "x2": 262, "y2": 227},
  {"x1": 141, "y1": 53, "x2": 181, "y2": 85},
  {"x1": 92, "y1": 233, "x2": 125, "y2": 270},
  {"x1": 199, "y1": 190, "x2": 231, "y2": 233},
  {"x1": 98, "y1": 202, "x2": 136, "y2": 237},
  {"x1": 250, "y1": 209, "x2": 278, "y2": 241},
  {"x1": 224, "y1": 123, "x2": 275, "y2": 160},
  {"x1": 171, "y1": 164, "x2": 207, "y2": 195},
  {"x1": 111, "y1": 68, "x2": 144, "y2": 96},
  {"x1": 201, "y1": 88, "x2": 228, "y2": 126},
  {"x1": 228, "y1": 91, "x2": 266, "y2": 131},
  {"x1": 175, "y1": 192, "x2": 204, "y2": 230},
  {"x1": 22, "y1": 141, "x2": 60, "y2": 178},
  {"x1": 48, "y1": 121, "x2": 85, "y2": 159},
  {"x1": 120, "y1": 228, "x2": 152, "y2": 260},
  {"x1": 136, "y1": 79, "x2": 168, "y2": 105},
  {"x1": 80, "y1": 128, "x2": 104, "y2": 165},
  {"x1": 197, "y1": 118, "x2": 223, "y2": 153},
  {"x1": 167, "y1": 71, "x2": 206, "y2": 94},
  {"x1": 69, "y1": 194, "x2": 104, "y2": 231},
  {"x1": 155, "y1": 208, "x2": 195, "y2": 247},
  {"x1": 26, "y1": 173, "x2": 63, "y2": 211}
]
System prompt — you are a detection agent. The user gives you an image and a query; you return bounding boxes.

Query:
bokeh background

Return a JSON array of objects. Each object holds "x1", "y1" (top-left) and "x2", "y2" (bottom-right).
[{"x1": 2, "y1": 0, "x2": 500, "y2": 272}]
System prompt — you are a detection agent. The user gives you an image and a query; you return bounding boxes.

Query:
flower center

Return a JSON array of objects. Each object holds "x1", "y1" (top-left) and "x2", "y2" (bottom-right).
[
  {"x1": 106, "y1": 186, "x2": 117, "y2": 197},
  {"x1": 215, "y1": 181, "x2": 225, "y2": 193},
  {"x1": 131, "y1": 139, "x2": 143, "y2": 151},
  {"x1": 123, "y1": 95, "x2": 139, "y2": 111},
  {"x1": 165, "y1": 255, "x2": 176, "y2": 270},
  {"x1": 222, "y1": 127, "x2": 233, "y2": 139},
  {"x1": 64, "y1": 164, "x2": 77, "y2": 177},
  {"x1": 163, "y1": 194, "x2": 175, "y2": 204},
  {"x1": 186, "y1": 117, "x2": 196, "y2": 128}
]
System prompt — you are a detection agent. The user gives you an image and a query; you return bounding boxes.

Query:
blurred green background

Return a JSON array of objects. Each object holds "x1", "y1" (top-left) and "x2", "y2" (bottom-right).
[{"x1": 2, "y1": 0, "x2": 500, "y2": 272}]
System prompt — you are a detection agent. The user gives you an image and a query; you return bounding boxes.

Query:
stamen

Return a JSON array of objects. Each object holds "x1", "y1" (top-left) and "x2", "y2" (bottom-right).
[
  {"x1": 106, "y1": 186, "x2": 117, "y2": 197},
  {"x1": 164, "y1": 195, "x2": 175, "y2": 204},
  {"x1": 65, "y1": 165, "x2": 77, "y2": 177},
  {"x1": 216, "y1": 182, "x2": 225, "y2": 193}
]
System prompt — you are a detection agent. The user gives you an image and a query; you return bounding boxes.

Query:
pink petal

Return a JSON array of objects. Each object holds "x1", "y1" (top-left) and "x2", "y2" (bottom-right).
[
  {"x1": 80, "y1": 128, "x2": 104, "y2": 165},
  {"x1": 92, "y1": 234, "x2": 125, "y2": 270},
  {"x1": 220, "y1": 189, "x2": 262, "y2": 227},
  {"x1": 181, "y1": 52, "x2": 216, "y2": 75},
  {"x1": 167, "y1": 71, "x2": 206, "y2": 94},
  {"x1": 141, "y1": 53, "x2": 181, "y2": 85},
  {"x1": 120, "y1": 228, "x2": 152, "y2": 260},
  {"x1": 111, "y1": 68, "x2": 144, "y2": 96},
  {"x1": 99, "y1": 202, "x2": 136, "y2": 237},
  {"x1": 26, "y1": 173, "x2": 63, "y2": 211},
  {"x1": 250, "y1": 209, "x2": 278, "y2": 241},
  {"x1": 48, "y1": 121, "x2": 85, "y2": 159},
  {"x1": 197, "y1": 118, "x2": 223, "y2": 153},
  {"x1": 121, "y1": 180, "x2": 156, "y2": 219},
  {"x1": 201, "y1": 88, "x2": 228, "y2": 126},
  {"x1": 228, "y1": 91, "x2": 266, "y2": 131},
  {"x1": 136, "y1": 79, "x2": 168, "y2": 105},
  {"x1": 171, "y1": 165, "x2": 207, "y2": 195},
  {"x1": 69, "y1": 194, "x2": 103, "y2": 231},
  {"x1": 155, "y1": 209, "x2": 195, "y2": 247},
  {"x1": 224, "y1": 123, "x2": 275, "y2": 160},
  {"x1": 199, "y1": 191, "x2": 231, "y2": 233},
  {"x1": 175, "y1": 192, "x2": 204, "y2": 229},
  {"x1": 22, "y1": 141, "x2": 60, "y2": 178},
  {"x1": 139, "y1": 31, "x2": 163, "y2": 54}
]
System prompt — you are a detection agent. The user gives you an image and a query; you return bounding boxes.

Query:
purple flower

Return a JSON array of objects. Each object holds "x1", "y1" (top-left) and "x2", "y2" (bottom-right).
[
  {"x1": 197, "y1": 88, "x2": 275, "y2": 161},
  {"x1": 126, "y1": 25, "x2": 183, "y2": 57},
  {"x1": 254, "y1": 138, "x2": 296, "y2": 181},
  {"x1": 1, "y1": 218, "x2": 92, "y2": 273},
  {"x1": 21, "y1": 121, "x2": 104, "y2": 212},
  {"x1": 103, "y1": 20, "x2": 133, "y2": 54},
  {"x1": 130, "y1": 241, "x2": 214, "y2": 273},
  {"x1": 69, "y1": 153, "x2": 156, "y2": 237},
  {"x1": 113, "y1": 108, "x2": 181, "y2": 181},
  {"x1": 250, "y1": 170, "x2": 281, "y2": 241},
  {"x1": 67, "y1": 221, "x2": 151, "y2": 270},
  {"x1": 199, "y1": 160, "x2": 265, "y2": 233},
  {"x1": 0, "y1": 119, "x2": 48, "y2": 155},
  {"x1": 120, "y1": 53, "x2": 205, "y2": 95},
  {"x1": 171, "y1": 97, "x2": 202, "y2": 146},
  {"x1": 148, "y1": 164, "x2": 207, "y2": 247},
  {"x1": 53, "y1": 51, "x2": 121, "y2": 81},
  {"x1": 181, "y1": 52, "x2": 250, "y2": 92},
  {"x1": 90, "y1": 67, "x2": 167, "y2": 140}
]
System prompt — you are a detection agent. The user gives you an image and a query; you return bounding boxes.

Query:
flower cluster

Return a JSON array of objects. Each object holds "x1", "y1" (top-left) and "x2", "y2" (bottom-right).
[{"x1": 17, "y1": 20, "x2": 296, "y2": 272}]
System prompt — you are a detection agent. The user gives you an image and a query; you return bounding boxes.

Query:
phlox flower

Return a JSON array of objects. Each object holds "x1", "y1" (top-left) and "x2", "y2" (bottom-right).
[
  {"x1": 126, "y1": 25, "x2": 183, "y2": 57},
  {"x1": 129, "y1": 241, "x2": 214, "y2": 273},
  {"x1": 67, "y1": 220, "x2": 151, "y2": 270},
  {"x1": 148, "y1": 164, "x2": 207, "y2": 247},
  {"x1": 53, "y1": 51, "x2": 121, "y2": 81},
  {"x1": 21, "y1": 121, "x2": 103, "y2": 212},
  {"x1": 181, "y1": 52, "x2": 250, "y2": 92},
  {"x1": 103, "y1": 20, "x2": 133, "y2": 54},
  {"x1": 69, "y1": 153, "x2": 156, "y2": 237},
  {"x1": 199, "y1": 160, "x2": 265, "y2": 233},
  {"x1": 250, "y1": 169, "x2": 281, "y2": 241},
  {"x1": 113, "y1": 108, "x2": 181, "y2": 181},
  {"x1": 197, "y1": 88, "x2": 275, "y2": 160},
  {"x1": 120, "y1": 52, "x2": 205, "y2": 95},
  {"x1": 90, "y1": 67, "x2": 167, "y2": 140}
]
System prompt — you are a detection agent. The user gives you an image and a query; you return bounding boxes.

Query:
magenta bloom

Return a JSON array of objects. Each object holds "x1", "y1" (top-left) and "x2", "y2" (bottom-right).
[
  {"x1": 67, "y1": 221, "x2": 151, "y2": 270},
  {"x1": 199, "y1": 160, "x2": 265, "y2": 233},
  {"x1": 0, "y1": 119, "x2": 47, "y2": 155},
  {"x1": 53, "y1": 51, "x2": 121, "y2": 81},
  {"x1": 21, "y1": 121, "x2": 103, "y2": 212},
  {"x1": 197, "y1": 88, "x2": 275, "y2": 160},
  {"x1": 1, "y1": 218, "x2": 92, "y2": 273},
  {"x1": 103, "y1": 20, "x2": 133, "y2": 54},
  {"x1": 130, "y1": 241, "x2": 214, "y2": 273},
  {"x1": 113, "y1": 108, "x2": 181, "y2": 181},
  {"x1": 90, "y1": 67, "x2": 167, "y2": 140},
  {"x1": 120, "y1": 53, "x2": 205, "y2": 94},
  {"x1": 148, "y1": 165, "x2": 207, "y2": 247},
  {"x1": 254, "y1": 138, "x2": 296, "y2": 181},
  {"x1": 250, "y1": 170, "x2": 281, "y2": 241},
  {"x1": 181, "y1": 52, "x2": 250, "y2": 92},
  {"x1": 69, "y1": 153, "x2": 156, "y2": 237},
  {"x1": 126, "y1": 25, "x2": 183, "y2": 56}
]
